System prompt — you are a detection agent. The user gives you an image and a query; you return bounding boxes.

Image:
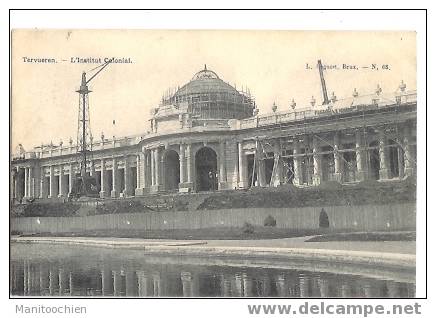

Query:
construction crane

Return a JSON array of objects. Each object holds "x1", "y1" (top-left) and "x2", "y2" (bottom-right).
[
  {"x1": 69, "y1": 60, "x2": 111, "y2": 200},
  {"x1": 317, "y1": 59, "x2": 329, "y2": 105}
]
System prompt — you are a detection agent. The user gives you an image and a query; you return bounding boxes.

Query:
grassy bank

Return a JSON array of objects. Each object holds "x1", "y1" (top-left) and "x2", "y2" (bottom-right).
[
  {"x1": 13, "y1": 227, "x2": 415, "y2": 241},
  {"x1": 306, "y1": 231, "x2": 416, "y2": 242},
  {"x1": 16, "y1": 227, "x2": 329, "y2": 240},
  {"x1": 11, "y1": 178, "x2": 416, "y2": 218}
]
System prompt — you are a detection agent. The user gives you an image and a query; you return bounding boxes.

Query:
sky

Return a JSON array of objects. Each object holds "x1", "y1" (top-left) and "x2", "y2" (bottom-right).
[{"x1": 11, "y1": 29, "x2": 416, "y2": 151}]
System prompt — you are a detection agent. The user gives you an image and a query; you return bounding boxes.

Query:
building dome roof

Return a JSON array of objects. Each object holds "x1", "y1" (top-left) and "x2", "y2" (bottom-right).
[
  {"x1": 157, "y1": 65, "x2": 255, "y2": 121},
  {"x1": 192, "y1": 65, "x2": 220, "y2": 80},
  {"x1": 174, "y1": 65, "x2": 239, "y2": 97}
]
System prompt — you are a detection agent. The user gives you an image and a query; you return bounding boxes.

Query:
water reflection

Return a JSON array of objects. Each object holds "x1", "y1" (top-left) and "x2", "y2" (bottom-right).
[{"x1": 10, "y1": 244, "x2": 415, "y2": 298}]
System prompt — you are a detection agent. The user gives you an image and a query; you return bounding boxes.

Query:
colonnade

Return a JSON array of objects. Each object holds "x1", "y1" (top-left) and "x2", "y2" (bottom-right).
[
  {"x1": 11, "y1": 123, "x2": 416, "y2": 201},
  {"x1": 237, "y1": 126, "x2": 416, "y2": 188}
]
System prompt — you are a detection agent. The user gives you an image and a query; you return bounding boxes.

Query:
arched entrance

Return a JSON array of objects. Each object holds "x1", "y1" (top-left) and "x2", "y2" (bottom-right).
[
  {"x1": 164, "y1": 150, "x2": 180, "y2": 191},
  {"x1": 195, "y1": 147, "x2": 218, "y2": 191}
]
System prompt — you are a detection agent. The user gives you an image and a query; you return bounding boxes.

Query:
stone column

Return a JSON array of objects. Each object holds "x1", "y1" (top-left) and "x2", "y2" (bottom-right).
[
  {"x1": 58, "y1": 165, "x2": 64, "y2": 197},
  {"x1": 293, "y1": 145, "x2": 301, "y2": 186},
  {"x1": 242, "y1": 273, "x2": 254, "y2": 297},
  {"x1": 15, "y1": 168, "x2": 21, "y2": 200},
  {"x1": 257, "y1": 143, "x2": 267, "y2": 187},
  {"x1": 124, "y1": 156, "x2": 133, "y2": 196},
  {"x1": 39, "y1": 264, "x2": 49, "y2": 296},
  {"x1": 90, "y1": 160, "x2": 96, "y2": 177},
  {"x1": 219, "y1": 141, "x2": 227, "y2": 189},
  {"x1": 156, "y1": 149, "x2": 161, "y2": 187},
  {"x1": 275, "y1": 274, "x2": 288, "y2": 297},
  {"x1": 150, "y1": 148, "x2": 162, "y2": 193},
  {"x1": 318, "y1": 278, "x2": 329, "y2": 297},
  {"x1": 179, "y1": 143, "x2": 192, "y2": 192},
  {"x1": 49, "y1": 166, "x2": 55, "y2": 198},
  {"x1": 234, "y1": 274, "x2": 243, "y2": 297},
  {"x1": 23, "y1": 261, "x2": 28, "y2": 295},
  {"x1": 27, "y1": 167, "x2": 32, "y2": 198},
  {"x1": 33, "y1": 166, "x2": 41, "y2": 199},
  {"x1": 69, "y1": 272, "x2": 74, "y2": 296},
  {"x1": 40, "y1": 168, "x2": 47, "y2": 198},
  {"x1": 153, "y1": 274, "x2": 162, "y2": 296},
  {"x1": 150, "y1": 149, "x2": 155, "y2": 186},
  {"x1": 333, "y1": 133, "x2": 343, "y2": 182},
  {"x1": 24, "y1": 167, "x2": 28, "y2": 198},
  {"x1": 387, "y1": 281, "x2": 400, "y2": 298},
  {"x1": 299, "y1": 275, "x2": 310, "y2": 297},
  {"x1": 272, "y1": 140, "x2": 283, "y2": 187},
  {"x1": 58, "y1": 268, "x2": 68, "y2": 296},
  {"x1": 27, "y1": 263, "x2": 33, "y2": 294},
  {"x1": 135, "y1": 154, "x2": 142, "y2": 196},
  {"x1": 238, "y1": 142, "x2": 248, "y2": 189},
  {"x1": 378, "y1": 133, "x2": 390, "y2": 180},
  {"x1": 340, "y1": 282, "x2": 352, "y2": 297},
  {"x1": 111, "y1": 158, "x2": 119, "y2": 198},
  {"x1": 125, "y1": 269, "x2": 137, "y2": 296},
  {"x1": 181, "y1": 271, "x2": 199, "y2": 297},
  {"x1": 101, "y1": 267, "x2": 113, "y2": 296},
  {"x1": 19, "y1": 168, "x2": 25, "y2": 200},
  {"x1": 12, "y1": 169, "x2": 18, "y2": 200},
  {"x1": 29, "y1": 167, "x2": 35, "y2": 198},
  {"x1": 145, "y1": 150, "x2": 151, "y2": 189},
  {"x1": 15, "y1": 169, "x2": 20, "y2": 199},
  {"x1": 232, "y1": 142, "x2": 239, "y2": 189},
  {"x1": 398, "y1": 144, "x2": 405, "y2": 178},
  {"x1": 403, "y1": 126, "x2": 414, "y2": 177},
  {"x1": 11, "y1": 264, "x2": 16, "y2": 293},
  {"x1": 137, "y1": 272, "x2": 153, "y2": 296},
  {"x1": 363, "y1": 283, "x2": 375, "y2": 298},
  {"x1": 49, "y1": 266, "x2": 59, "y2": 296},
  {"x1": 179, "y1": 144, "x2": 185, "y2": 184},
  {"x1": 186, "y1": 144, "x2": 192, "y2": 184},
  {"x1": 26, "y1": 261, "x2": 32, "y2": 295},
  {"x1": 312, "y1": 137, "x2": 321, "y2": 185},
  {"x1": 221, "y1": 274, "x2": 232, "y2": 297},
  {"x1": 100, "y1": 159, "x2": 106, "y2": 198},
  {"x1": 68, "y1": 164, "x2": 74, "y2": 195},
  {"x1": 355, "y1": 130, "x2": 367, "y2": 181},
  {"x1": 112, "y1": 270, "x2": 121, "y2": 296}
]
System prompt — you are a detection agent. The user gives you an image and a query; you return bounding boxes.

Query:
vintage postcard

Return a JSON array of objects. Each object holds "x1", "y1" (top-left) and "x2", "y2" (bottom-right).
[{"x1": 10, "y1": 26, "x2": 419, "y2": 303}]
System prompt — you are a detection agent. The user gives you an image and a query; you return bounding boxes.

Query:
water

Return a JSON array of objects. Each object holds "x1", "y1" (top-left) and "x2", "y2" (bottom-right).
[{"x1": 10, "y1": 243, "x2": 415, "y2": 298}]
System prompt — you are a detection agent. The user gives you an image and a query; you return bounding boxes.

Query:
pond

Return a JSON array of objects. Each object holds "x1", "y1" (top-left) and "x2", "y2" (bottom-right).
[{"x1": 10, "y1": 243, "x2": 415, "y2": 298}]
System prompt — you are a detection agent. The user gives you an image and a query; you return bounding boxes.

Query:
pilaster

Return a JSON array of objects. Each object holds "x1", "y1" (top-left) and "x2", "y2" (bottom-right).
[
  {"x1": 333, "y1": 132, "x2": 343, "y2": 182},
  {"x1": 238, "y1": 142, "x2": 248, "y2": 189},
  {"x1": 111, "y1": 158, "x2": 119, "y2": 198}
]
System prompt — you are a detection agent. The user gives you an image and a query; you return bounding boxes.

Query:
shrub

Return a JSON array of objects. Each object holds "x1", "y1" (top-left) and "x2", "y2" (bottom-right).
[
  {"x1": 242, "y1": 222, "x2": 255, "y2": 234},
  {"x1": 263, "y1": 215, "x2": 277, "y2": 227}
]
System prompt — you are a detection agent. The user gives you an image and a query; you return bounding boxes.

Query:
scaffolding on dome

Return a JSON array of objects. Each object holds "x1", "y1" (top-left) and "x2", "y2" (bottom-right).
[{"x1": 158, "y1": 66, "x2": 256, "y2": 120}]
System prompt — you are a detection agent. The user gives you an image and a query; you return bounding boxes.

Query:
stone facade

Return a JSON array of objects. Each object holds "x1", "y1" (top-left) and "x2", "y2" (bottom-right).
[{"x1": 11, "y1": 67, "x2": 417, "y2": 202}]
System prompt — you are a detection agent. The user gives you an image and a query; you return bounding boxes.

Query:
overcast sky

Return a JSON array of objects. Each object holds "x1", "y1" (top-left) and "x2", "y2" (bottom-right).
[{"x1": 11, "y1": 29, "x2": 416, "y2": 151}]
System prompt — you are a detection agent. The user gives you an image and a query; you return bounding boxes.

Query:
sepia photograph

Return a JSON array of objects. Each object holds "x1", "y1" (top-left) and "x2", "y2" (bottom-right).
[{"x1": 10, "y1": 27, "x2": 418, "y2": 299}]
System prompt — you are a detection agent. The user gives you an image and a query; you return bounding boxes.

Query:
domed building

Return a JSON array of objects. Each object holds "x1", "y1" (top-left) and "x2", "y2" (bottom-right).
[
  {"x1": 150, "y1": 65, "x2": 255, "y2": 133},
  {"x1": 11, "y1": 65, "x2": 416, "y2": 202}
]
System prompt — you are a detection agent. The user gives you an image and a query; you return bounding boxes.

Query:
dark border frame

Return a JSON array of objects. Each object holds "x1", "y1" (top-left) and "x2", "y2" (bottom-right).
[{"x1": 8, "y1": 8, "x2": 428, "y2": 300}]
